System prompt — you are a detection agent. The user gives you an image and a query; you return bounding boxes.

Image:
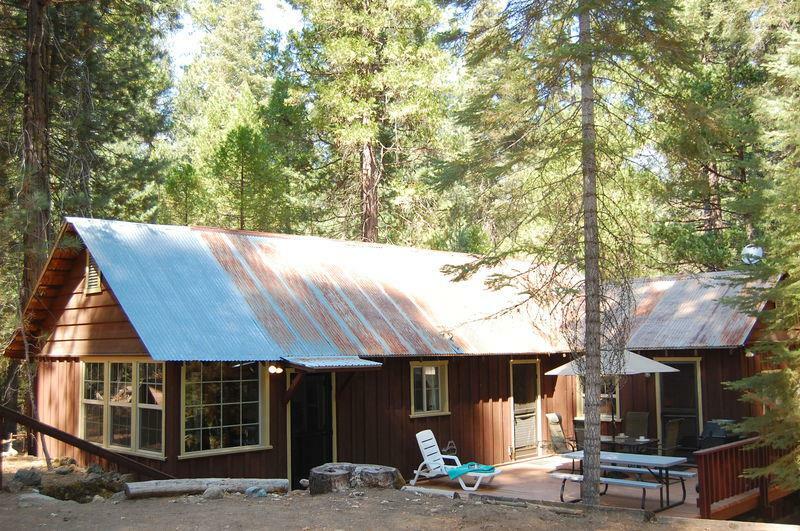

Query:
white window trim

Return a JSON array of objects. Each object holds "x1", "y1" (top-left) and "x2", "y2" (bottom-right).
[
  {"x1": 574, "y1": 377, "x2": 621, "y2": 423},
  {"x1": 79, "y1": 358, "x2": 166, "y2": 459},
  {"x1": 410, "y1": 360, "x2": 450, "y2": 418},
  {"x1": 179, "y1": 362, "x2": 271, "y2": 459}
]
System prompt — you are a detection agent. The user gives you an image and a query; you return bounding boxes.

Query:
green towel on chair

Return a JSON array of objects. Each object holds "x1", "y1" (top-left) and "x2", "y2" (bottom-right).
[{"x1": 447, "y1": 462, "x2": 496, "y2": 480}]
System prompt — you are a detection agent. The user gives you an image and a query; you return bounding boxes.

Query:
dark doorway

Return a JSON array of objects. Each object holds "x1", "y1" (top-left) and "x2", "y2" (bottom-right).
[
  {"x1": 511, "y1": 361, "x2": 539, "y2": 459},
  {"x1": 290, "y1": 373, "x2": 333, "y2": 489},
  {"x1": 658, "y1": 361, "x2": 701, "y2": 456}
]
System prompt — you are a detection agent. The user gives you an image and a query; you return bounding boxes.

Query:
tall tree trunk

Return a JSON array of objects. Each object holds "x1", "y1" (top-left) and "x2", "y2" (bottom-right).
[
  {"x1": 360, "y1": 140, "x2": 380, "y2": 242},
  {"x1": 21, "y1": 0, "x2": 53, "y2": 305},
  {"x1": 578, "y1": 2, "x2": 602, "y2": 507},
  {"x1": 704, "y1": 164, "x2": 723, "y2": 232}
]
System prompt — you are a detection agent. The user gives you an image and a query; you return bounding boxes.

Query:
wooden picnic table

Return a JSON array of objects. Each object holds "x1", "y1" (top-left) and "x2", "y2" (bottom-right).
[{"x1": 561, "y1": 450, "x2": 689, "y2": 511}]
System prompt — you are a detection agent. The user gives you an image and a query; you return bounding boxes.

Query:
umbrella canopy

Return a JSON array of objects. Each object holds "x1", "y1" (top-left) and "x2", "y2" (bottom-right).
[{"x1": 545, "y1": 350, "x2": 679, "y2": 376}]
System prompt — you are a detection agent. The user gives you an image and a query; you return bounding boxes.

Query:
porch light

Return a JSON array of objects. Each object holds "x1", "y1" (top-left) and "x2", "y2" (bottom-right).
[
  {"x1": 268, "y1": 365, "x2": 284, "y2": 374},
  {"x1": 745, "y1": 351, "x2": 755, "y2": 358}
]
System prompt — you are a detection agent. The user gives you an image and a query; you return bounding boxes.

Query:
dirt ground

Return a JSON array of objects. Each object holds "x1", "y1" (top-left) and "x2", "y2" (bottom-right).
[
  {"x1": 0, "y1": 456, "x2": 789, "y2": 530},
  {"x1": 1, "y1": 485, "x2": 790, "y2": 530}
]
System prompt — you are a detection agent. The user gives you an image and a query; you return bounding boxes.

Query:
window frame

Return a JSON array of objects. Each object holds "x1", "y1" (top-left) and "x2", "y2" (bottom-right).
[
  {"x1": 179, "y1": 361, "x2": 271, "y2": 459},
  {"x1": 574, "y1": 377, "x2": 621, "y2": 423},
  {"x1": 409, "y1": 360, "x2": 450, "y2": 418},
  {"x1": 79, "y1": 358, "x2": 166, "y2": 459}
]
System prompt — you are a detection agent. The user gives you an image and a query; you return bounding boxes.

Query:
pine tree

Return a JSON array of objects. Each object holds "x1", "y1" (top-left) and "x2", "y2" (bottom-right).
[
  {"x1": 452, "y1": 0, "x2": 689, "y2": 504},
  {"x1": 726, "y1": 2, "x2": 800, "y2": 490},
  {"x1": 651, "y1": 0, "x2": 768, "y2": 272},
  {"x1": 288, "y1": 0, "x2": 451, "y2": 242}
]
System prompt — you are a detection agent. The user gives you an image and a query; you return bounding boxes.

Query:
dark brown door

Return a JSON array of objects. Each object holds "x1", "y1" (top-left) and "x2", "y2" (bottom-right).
[
  {"x1": 291, "y1": 373, "x2": 332, "y2": 488},
  {"x1": 659, "y1": 361, "x2": 701, "y2": 453},
  {"x1": 511, "y1": 362, "x2": 539, "y2": 457}
]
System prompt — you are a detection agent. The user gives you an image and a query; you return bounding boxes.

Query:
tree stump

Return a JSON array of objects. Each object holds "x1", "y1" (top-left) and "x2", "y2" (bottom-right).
[
  {"x1": 351, "y1": 465, "x2": 405, "y2": 489},
  {"x1": 308, "y1": 464, "x2": 354, "y2": 495}
]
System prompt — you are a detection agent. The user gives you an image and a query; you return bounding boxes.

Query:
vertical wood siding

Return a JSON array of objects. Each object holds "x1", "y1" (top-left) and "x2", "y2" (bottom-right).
[{"x1": 336, "y1": 356, "x2": 521, "y2": 476}]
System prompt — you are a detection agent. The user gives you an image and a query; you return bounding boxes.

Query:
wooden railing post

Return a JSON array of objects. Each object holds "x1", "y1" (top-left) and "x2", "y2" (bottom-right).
[{"x1": 695, "y1": 450, "x2": 710, "y2": 518}]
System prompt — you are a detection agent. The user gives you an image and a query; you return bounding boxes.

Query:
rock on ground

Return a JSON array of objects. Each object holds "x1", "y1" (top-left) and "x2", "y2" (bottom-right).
[
  {"x1": 202, "y1": 486, "x2": 224, "y2": 500},
  {"x1": 55, "y1": 465, "x2": 74, "y2": 475},
  {"x1": 14, "y1": 468, "x2": 42, "y2": 486},
  {"x1": 86, "y1": 463, "x2": 104, "y2": 475},
  {"x1": 244, "y1": 486, "x2": 267, "y2": 498}
]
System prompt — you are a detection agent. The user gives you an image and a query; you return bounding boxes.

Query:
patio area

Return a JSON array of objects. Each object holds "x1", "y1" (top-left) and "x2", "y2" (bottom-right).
[{"x1": 413, "y1": 455, "x2": 700, "y2": 519}]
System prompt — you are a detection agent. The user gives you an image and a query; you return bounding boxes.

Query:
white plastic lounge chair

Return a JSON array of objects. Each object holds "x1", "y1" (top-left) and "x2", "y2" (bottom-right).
[{"x1": 409, "y1": 429, "x2": 501, "y2": 491}]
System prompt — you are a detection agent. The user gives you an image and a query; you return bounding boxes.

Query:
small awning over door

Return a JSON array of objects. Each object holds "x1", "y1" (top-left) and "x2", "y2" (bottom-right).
[{"x1": 281, "y1": 356, "x2": 382, "y2": 372}]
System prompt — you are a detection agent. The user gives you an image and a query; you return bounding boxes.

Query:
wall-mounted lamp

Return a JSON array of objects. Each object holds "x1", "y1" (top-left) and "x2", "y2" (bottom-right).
[
  {"x1": 644, "y1": 372, "x2": 651, "y2": 378},
  {"x1": 562, "y1": 353, "x2": 567, "y2": 358},
  {"x1": 745, "y1": 351, "x2": 756, "y2": 358},
  {"x1": 268, "y1": 365, "x2": 284, "y2": 374}
]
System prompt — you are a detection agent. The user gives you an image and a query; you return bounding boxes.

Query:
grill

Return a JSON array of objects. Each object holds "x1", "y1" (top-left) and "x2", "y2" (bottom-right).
[{"x1": 698, "y1": 419, "x2": 740, "y2": 449}]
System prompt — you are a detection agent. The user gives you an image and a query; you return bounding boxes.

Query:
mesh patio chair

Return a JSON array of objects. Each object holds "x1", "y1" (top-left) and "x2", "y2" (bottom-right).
[
  {"x1": 661, "y1": 418, "x2": 683, "y2": 456},
  {"x1": 546, "y1": 413, "x2": 576, "y2": 454},
  {"x1": 625, "y1": 411, "x2": 649, "y2": 439}
]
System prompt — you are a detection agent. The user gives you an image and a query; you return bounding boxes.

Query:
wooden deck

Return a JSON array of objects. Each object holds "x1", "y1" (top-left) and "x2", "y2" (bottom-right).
[{"x1": 414, "y1": 456, "x2": 700, "y2": 519}]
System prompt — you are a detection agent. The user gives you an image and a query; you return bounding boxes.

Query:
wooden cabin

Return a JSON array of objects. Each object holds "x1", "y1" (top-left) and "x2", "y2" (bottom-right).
[{"x1": 3, "y1": 218, "x2": 769, "y2": 488}]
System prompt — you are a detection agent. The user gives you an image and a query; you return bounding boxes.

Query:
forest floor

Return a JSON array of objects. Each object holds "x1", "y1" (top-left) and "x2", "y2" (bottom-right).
[{"x1": 0, "y1": 456, "x2": 791, "y2": 530}]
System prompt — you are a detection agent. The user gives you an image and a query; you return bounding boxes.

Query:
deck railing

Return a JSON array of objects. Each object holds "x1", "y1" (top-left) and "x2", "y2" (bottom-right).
[{"x1": 694, "y1": 436, "x2": 790, "y2": 519}]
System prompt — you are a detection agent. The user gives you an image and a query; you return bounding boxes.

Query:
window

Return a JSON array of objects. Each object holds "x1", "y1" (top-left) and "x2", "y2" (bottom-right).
[
  {"x1": 410, "y1": 361, "x2": 449, "y2": 417},
  {"x1": 81, "y1": 360, "x2": 164, "y2": 456},
  {"x1": 182, "y1": 362, "x2": 264, "y2": 455},
  {"x1": 138, "y1": 363, "x2": 165, "y2": 453},
  {"x1": 109, "y1": 363, "x2": 133, "y2": 448},
  {"x1": 82, "y1": 363, "x2": 105, "y2": 444},
  {"x1": 85, "y1": 253, "x2": 102, "y2": 294},
  {"x1": 575, "y1": 378, "x2": 620, "y2": 422}
]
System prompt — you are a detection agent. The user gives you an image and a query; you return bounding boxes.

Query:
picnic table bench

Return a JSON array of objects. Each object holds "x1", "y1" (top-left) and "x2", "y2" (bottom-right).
[
  {"x1": 551, "y1": 471, "x2": 662, "y2": 509},
  {"x1": 556, "y1": 450, "x2": 692, "y2": 512}
]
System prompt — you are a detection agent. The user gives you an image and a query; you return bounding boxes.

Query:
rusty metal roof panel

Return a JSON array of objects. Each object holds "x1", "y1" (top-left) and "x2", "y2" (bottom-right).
[{"x1": 627, "y1": 271, "x2": 770, "y2": 350}]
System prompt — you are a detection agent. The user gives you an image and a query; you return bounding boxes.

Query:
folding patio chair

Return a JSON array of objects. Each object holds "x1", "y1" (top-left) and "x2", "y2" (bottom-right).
[{"x1": 409, "y1": 429, "x2": 501, "y2": 491}]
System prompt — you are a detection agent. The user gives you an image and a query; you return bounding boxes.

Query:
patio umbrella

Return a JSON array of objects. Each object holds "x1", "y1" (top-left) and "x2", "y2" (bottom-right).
[
  {"x1": 545, "y1": 350, "x2": 678, "y2": 438},
  {"x1": 545, "y1": 350, "x2": 679, "y2": 377}
]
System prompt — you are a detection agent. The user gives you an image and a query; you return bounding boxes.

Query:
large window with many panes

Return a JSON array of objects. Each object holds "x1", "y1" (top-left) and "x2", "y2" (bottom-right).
[
  {"x1": 81, "y1": 360, "x2": 164, "y2": 456},
  {"x1": 182, "y1": 362, "x2": 266, "y2": 456}
]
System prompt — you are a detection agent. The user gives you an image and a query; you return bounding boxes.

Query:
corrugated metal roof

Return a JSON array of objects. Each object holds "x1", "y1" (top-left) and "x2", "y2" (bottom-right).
[
  {"x1": 63, "y1": 218, "x2": 771, "y2": 361},
  {"x1": 627, "y1": 271, "x2": 770, "y2": 350},
  {"x1": 282, "y1": 356, "x2": 382, "y2": 370},
  {"x1": 66, "y1": 218, "x2": 563, "y2": 361}
]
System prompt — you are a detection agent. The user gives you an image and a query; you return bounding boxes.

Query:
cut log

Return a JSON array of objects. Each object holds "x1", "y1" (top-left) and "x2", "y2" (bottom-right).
[
  {"x1": 124, "y1": 478, "x2": 289, "y2": 499},
  {"x1": 308, "y1": 463, "x2": 404, "y2": 495},
  {"x1": 351, "y1": 465, "x2": 405, "y2": 489},
  {"x1": 309, "y1": 464, "x2": 354, "y2": 495}
]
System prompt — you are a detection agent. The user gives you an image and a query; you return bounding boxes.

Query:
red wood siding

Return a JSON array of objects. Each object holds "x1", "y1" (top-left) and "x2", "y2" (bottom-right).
[
  {"x1": 35, "y1": 360, "x2": 287, "y2": 479},
  {"x1": 38, "y1": 250, "x2": 147, "y2": 358},
  {"x1": 336, "y1": 356, "x2": 522, "y2": 477}
]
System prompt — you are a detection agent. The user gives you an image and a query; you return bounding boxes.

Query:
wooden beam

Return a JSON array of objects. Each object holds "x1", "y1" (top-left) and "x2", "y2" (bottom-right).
[
  {"x1": 0, "y1": 405, "x2": 173, "y2": 480},
  {"x1": 283, "y1": 372, "x2": 305, "y2": 405}
]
